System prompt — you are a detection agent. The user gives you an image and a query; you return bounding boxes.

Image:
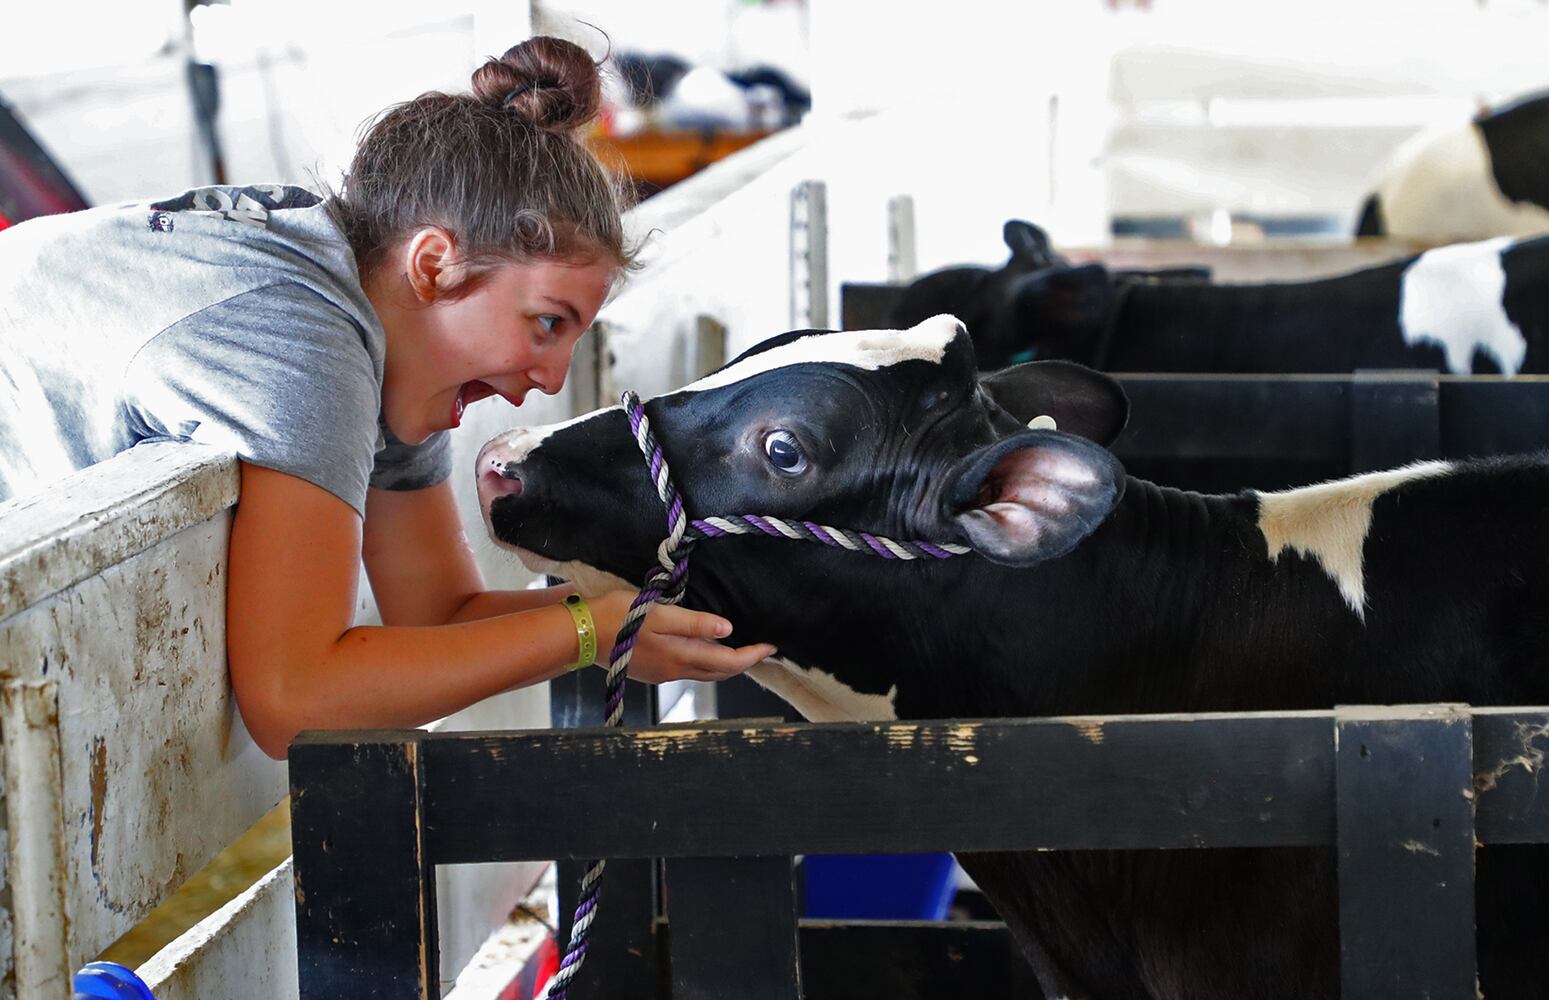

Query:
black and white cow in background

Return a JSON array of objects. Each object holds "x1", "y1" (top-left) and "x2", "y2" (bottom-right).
[
  {"x1": 894, "y1": 220, "x2": 1549, "y2": 374},
  {"x1": 478, "y1": 315, "x2": 1549, "y2": 1000},
  {"x1": 1357, "y1": 91, "x2": 1549, "y2": 244}
]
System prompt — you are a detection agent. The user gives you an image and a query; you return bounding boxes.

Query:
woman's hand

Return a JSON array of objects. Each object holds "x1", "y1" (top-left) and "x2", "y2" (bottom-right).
[{"x1": 588, "y1": 590, "x2": 777, "y2": 683}]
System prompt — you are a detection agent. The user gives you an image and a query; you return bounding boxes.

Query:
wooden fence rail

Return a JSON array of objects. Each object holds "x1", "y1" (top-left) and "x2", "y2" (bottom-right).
[{"x1": 290, "y1": 704, "x2": 1549, "y2": 999}]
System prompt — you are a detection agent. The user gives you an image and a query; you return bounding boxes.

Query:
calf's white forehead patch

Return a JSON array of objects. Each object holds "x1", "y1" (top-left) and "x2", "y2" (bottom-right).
[
  {"x1": 1400, "y1": 237, "x2": 1524, "y2": 374},
  {"x1": 677, "y1": 314, "x2": 963, "y2": 396},
  {"x1": 746, "y1": 657, "x2": 898, "y2": 722},
  {"x1": 479, "y1": 405, "x2": 620, "y2": 470},
  {"x1": 1255, "y1": 461, "x2": 1451, "y2": 620},
  {"x1": 476, "y1": 313, "x2": 963, "y2": 470}
]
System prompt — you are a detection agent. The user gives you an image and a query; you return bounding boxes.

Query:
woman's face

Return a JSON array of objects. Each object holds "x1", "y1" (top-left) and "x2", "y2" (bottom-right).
[{"x1": 381, "y1": 254, "x2": 616, "y2": 445}]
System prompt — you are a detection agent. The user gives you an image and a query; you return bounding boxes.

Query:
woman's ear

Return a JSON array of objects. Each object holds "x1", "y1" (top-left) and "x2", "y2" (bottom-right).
[
  {"x1": 402, "y1": 226, "x2": 460, "y2": 303},
  {"x1": 944, "y1": 430, "x2": 1125, "y2": 566}
]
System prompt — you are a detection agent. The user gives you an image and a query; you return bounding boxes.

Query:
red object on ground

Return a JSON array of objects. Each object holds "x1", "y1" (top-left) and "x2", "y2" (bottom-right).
[{"x1": 497, "y1": 932, "x2": 560, "y2": 1000}]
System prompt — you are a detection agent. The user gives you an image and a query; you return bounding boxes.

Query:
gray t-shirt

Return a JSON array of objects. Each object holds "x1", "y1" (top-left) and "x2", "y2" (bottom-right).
[{"x1": 0, "y1": 184, "x2": 450, "y2": 515}]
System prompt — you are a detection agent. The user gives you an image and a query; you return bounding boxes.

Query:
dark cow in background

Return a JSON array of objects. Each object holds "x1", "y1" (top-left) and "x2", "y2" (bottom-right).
[
  {"x1": 902, "y1": 221, "x2": 1211, "y2": 370},
  {"x1": 1357, "y1": 91, "x2": 1549, "y2": 244},
  {"x1": 478, "y1": 316, "x2": 1549, "y2": 999},
  {"x1": 893, "y1": 220, "x2": 1549, "y2": 374}
]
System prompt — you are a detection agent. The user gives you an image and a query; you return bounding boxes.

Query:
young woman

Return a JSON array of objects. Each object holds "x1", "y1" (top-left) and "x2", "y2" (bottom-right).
[{"x1": 0, "y1": 37, "x2": 775, "y2": 759}]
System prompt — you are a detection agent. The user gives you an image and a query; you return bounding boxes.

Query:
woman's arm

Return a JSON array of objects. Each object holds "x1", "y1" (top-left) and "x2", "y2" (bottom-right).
[
  {"x1": 362, "y1": 478, "x2": 568, "y2": 625},
  {"x1": 229, "y1": 463, "x2": 774, "y2": 760}
]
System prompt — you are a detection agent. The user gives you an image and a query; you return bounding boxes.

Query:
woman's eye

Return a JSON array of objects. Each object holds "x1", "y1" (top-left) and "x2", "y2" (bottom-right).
[
  {"x1": 763, "y1": 430, "x2": 807, "y2": 474},
  {"x1": 537, "y1": 315, "x2": 561, "y2": 335}
]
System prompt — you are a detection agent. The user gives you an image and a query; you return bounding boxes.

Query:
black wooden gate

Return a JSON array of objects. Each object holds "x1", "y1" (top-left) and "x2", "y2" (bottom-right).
[{"x1": 290, "y1": 704, "x2": 1549, "y2": 999}]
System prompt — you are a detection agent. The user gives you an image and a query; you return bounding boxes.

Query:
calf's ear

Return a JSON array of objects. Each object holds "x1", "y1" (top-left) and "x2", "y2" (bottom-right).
[
  {"x1": 1003, "y1": 219, "x2": 1062, "y2": 268},
  {"x1": 979, "y1": 360, "x2": 1129, "y2": 445},
  {"x1": 945, "y1": 430, "x2": 1125, "y2": 567}
]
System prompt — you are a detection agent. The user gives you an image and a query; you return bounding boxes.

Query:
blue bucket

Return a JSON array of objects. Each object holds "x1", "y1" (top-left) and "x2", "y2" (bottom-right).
[
  {"x1": 802, "y1": 853, "x2": 958, "y2": 920},
  {"x1": 73, "y1": 962, "x2": 156, "y2": 1000}
]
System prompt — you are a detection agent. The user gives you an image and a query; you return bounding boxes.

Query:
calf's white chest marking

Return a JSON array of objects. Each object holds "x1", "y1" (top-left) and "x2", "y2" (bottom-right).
[
  {"x1": 747, "y1": 657, "x2": 898, "y2": 722},
  {"x1": 1399, "y1": 237, "x2": 1524, "y2": 374},
  {"x1": 1255, "y1": 462, "x2": 1451, "y2": 620}
]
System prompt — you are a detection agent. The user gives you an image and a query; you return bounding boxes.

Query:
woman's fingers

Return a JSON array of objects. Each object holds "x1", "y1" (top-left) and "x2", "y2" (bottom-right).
[
  {"x1": 648, "y1": 603, "x2": 734, "y2": 640},
  {"x1": 654, "y1": 636, "x2": 777, "y2": 678},
  {"x1": 626, "y1": 635, "x2": 773, "y2": 681},
  {"x1": 606, "y1": 601, "x2": 777, "y2": 682}
]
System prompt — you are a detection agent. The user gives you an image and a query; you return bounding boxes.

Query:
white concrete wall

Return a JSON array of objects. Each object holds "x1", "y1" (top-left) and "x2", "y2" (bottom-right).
[{"x1": 807, "y1": 0, "x2": 1549, "y2": 241}]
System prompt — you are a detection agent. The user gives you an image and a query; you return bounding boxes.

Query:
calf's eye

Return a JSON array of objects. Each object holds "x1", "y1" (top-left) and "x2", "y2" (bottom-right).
[{"x1": 763, "y1": 430, "x2": 807, "y2": 474}]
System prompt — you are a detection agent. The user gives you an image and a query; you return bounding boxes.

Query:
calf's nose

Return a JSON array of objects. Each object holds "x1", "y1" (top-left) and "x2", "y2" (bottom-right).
[{"x1": 475, "y1": 435, "x2": 532, "y2": 505}]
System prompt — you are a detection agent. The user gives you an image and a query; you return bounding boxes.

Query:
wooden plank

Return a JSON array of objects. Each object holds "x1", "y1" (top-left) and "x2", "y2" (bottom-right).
[
  {"x1": 421, "y1": 714, "x2": 1337, "y2": 862},
  {"x1": 1335, "y1": 705, "x2": 1478, "y2": 999},
  {"x1": 137, "y1": 859, "x2": 297, "y2": 1000},
  {"x1": 1443, "y1": 378, "x2": 1549, "y2": 457},
  {"x1": 548, "y1": 666, "x2": 661, "y2": 1000},
  {"x1": 1115, "y1": 376, "x2": 1349, "y2": 455},
  {"x1": 429, "y1": 688, "x2": 553, "y2": 993},
  {"x1": 0, "y1": 681, "x2": 68, "y2": 996},
  {"x1": 290, "y1": 736, "x2": 436, "y2": 1000},
  {"x1": 0, "y1": 442, "x2": 237, "y2": 622},
  {"x1": 1470, "y1": 709, "x2": 1549, "y2": 845},
  {"x1": 797, "y1": 921, "x2": 1032, "y2": 1000},
  {"x1": 667, "y1": 857, "x2": 801, "y2": 1000},
  {"x1": 1349, "y1": 371, "x2": 1440, "y2": 474},
  {"x1": 0, "y1": 513, "x2": 285, "y2": 990}
]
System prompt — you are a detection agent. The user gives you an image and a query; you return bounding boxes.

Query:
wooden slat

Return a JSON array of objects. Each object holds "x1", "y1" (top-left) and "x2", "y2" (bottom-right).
[
  {"x1": 1336, "y1": 705, "x2": 1478, "y2": 999},
  {"x1": 422, "y1": 714, "x2": 1336, "y2": 862},
  {"x1": 0, "y1": 510, "x2": 286, "y2": 992},
  {"x1": 548, "y1": 663, "x2": 662, "y2": 1000},
  {"x1": 429, "y1": 688, "x2": 554, "y2": 992},
  {"x1": 137, "y1": 860, "x2": 297, "y2": 1000},
  {"x1": 797, "y1": 921, "x2": 1033, "y2": 1000},
  {"x1": 1471, "y1": 709, "x2": 1549, "y2": 845},
  {"x1": 1349, "y1": 371, "x2": 1440, "y2": 474},
  {"x1": 290, "y1": 737, "x2": 436, "y2": 1000},
  {"x1": 0, "y1": 442, "x2": 237, "y2": 621},
  {"x1": 667, "y1": 857, "x2": 801, "y2": 1000}
]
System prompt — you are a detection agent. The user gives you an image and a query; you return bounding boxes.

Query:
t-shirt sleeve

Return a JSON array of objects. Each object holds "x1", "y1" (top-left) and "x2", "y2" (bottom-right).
[
  {"x1": 370, "y1": 418, "x2": 453, "y2": 492},
  {"x1": 124, "y1": 283, "x2": 383, "y2": 516}
]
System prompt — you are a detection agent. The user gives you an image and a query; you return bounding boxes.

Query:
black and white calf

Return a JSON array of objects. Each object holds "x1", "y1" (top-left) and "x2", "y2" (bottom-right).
[
  {"x1": 894, "y1": 221, "x2": 1549, "y2": 374},
  {"x1": 1357, "y1": 91, "x2": 1549, "y2": 243},
  {"x1": 478, "y1": 316, "x2": 1549, "y2": 1000}
]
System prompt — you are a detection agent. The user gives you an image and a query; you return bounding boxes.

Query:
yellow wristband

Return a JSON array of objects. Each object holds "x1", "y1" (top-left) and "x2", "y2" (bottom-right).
[{"x1": 562, "y1": 593, "x2": 598, "y2": 671}]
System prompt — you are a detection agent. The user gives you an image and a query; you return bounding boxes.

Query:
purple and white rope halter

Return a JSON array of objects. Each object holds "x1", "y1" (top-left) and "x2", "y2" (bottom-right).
[{"x1": 539, "y1": 390, "x2": 969, "y2": 1000}]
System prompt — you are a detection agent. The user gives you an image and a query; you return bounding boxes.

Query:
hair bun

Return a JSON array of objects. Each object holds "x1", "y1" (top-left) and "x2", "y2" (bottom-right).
[{"x1": 472, "y1": 36, "x2": 601, "y2": 133}]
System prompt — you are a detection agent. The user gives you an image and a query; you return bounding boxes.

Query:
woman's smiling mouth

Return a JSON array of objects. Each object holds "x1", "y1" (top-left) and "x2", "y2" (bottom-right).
[{"x1": 452, "y1": 380, "x2": 528, "y2": 428}]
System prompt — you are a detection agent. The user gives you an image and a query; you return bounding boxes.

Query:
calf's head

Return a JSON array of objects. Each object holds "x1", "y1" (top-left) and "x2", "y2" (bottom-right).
[
  {"x1": 476, "y1": 315, "x2": 1128, "y2": 716},
  {"x1": 892, "y1": 219, "x2": 1208, "y2": 370}
]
